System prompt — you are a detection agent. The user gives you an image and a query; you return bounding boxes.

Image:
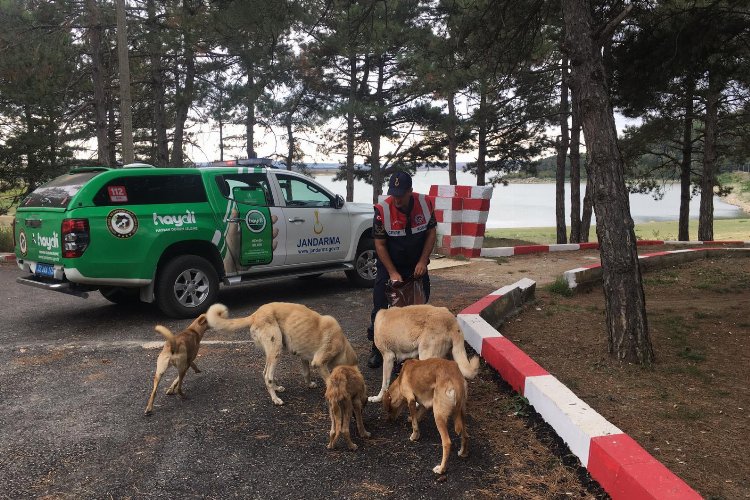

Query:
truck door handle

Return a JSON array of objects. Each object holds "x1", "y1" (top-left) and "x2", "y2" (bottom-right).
[
  {"x1": 226, "y1": 218, "x2": 242, "y2": 223},
  {"x1": 288, "y1": 217, "x2": 305, "y2": 223},
  {"x1": 25, "y1": 219, "x2": 42, "y2": 228}
]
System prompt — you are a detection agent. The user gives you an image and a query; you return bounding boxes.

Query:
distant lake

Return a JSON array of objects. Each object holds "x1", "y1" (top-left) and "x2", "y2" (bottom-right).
[{"x1": 311, "y1": 169, "x2": 745, "y2": 229}]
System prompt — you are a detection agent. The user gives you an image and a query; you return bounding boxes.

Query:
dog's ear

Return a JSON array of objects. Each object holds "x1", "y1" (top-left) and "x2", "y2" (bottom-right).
[{"x1": 196, "y1": 314, "x2": 208, "y2": 326}]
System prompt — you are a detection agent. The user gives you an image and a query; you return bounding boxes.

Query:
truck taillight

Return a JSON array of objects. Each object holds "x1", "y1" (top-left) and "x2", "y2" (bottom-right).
[{"x1": 61, "y1": 218, "x2": 90, "y2": 258}]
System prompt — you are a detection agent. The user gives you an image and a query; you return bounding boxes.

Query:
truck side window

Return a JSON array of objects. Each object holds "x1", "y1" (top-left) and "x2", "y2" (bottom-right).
[
  {"x1": 276, "y1": 175, "x2": 333, "y2": 208},
  {"x1": 214, "y1": 174, "x2": 273, "y2": 206},
  {"x1": 93, "y1": 175, "x2": 207, "y2": 206}
]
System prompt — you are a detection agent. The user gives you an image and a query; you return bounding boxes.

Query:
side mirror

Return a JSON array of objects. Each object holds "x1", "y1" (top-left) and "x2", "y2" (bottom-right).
[{"x1": 334, "y1": 194, "x2": 345, "y2": 209}]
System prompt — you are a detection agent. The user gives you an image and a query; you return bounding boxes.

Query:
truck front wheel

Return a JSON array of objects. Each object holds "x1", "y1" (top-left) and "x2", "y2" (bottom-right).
[
  {"x1": 346, "y1": 238, "x2": 376, "y2": 288},
  {"x1": 156, "y1": 255, "x2": 219, "y2": 318}
]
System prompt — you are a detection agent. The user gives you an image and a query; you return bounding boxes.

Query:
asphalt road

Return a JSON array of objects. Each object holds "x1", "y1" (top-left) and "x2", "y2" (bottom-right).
[{"x1": 0, "y1": 260, "x2": 602, "y2": 499}]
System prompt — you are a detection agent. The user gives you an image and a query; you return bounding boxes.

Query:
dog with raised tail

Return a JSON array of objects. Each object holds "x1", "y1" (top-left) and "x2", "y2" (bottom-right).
[
  {"x1": 383, "y1": 358, "x2": 470, "y2": 474},
  {"x1": 369, "y1": 304, "x2": 480, "y2": 403},
  {"x1": 144, "y1": 314, "x2": 209, "y2": 415},
  {"x1": 325, "y1": 365, "x2": 370, "y2": 451},
  {"x1": 206, "y1": 302, "x2": 358, "y2": 405}
]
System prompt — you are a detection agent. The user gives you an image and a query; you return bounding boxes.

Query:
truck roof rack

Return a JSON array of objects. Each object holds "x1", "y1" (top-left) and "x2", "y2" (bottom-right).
[
  {"x1": 69, "y1": 166, "x2": 112, "y2": 173},
  {"x1": 197, "y1": 158, "x2": 275, "y2": 168}
]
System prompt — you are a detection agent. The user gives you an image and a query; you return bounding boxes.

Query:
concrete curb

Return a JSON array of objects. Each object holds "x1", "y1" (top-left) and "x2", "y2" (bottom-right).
[
  {"x1": 457, "y1": 278, "x2": 701, "y2": 500},
  {"x1": 564, "y1": 247, "x2": 750, "y2": 289},
  {"x1": 1, "y1": 253, "x2": 15, "y2": 263},
  {"x1": 480, "y1": 239, "x2": 749, "y2": 258}
]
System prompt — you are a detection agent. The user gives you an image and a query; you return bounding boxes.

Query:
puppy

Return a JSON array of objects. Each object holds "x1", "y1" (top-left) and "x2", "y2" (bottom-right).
[
  {"x1": 383, "y1": 358, "x2": 469, "y2": 474},
  {"x1": 325, "y1": 365, "x2": 370, "y2": 451},
  {"x1": 206, "y1": 302, "x2": 358, "y2": 405},
  {"x1": 144, "y1": 314, "x2": 209, "y2": 415},
  {"x1": 369, "y1": 304, "x2": 480, "y2": 403}
]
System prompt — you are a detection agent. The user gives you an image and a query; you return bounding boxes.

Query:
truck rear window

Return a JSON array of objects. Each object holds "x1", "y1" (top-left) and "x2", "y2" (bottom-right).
[
  {"x1": 93, "y1": 174, "x2": 208, "y2": 206},
  {"x1": 21, "y1": 172, "x2": 103, "y2": 208}
]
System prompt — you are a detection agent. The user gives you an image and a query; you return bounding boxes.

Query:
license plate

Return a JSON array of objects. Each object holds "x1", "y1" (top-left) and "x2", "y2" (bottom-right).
[{"x1": 35, "y1": 263, "x2": 55, "y2": 277}]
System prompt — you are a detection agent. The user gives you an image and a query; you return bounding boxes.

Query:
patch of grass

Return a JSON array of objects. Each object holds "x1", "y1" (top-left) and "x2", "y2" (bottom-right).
[
  {"x1": 693, "y1": 311, "x2": 720, "y2": 320},
  {"x1": 677, "y1": 346, "x2": 706, "y2": 362},
  {"x1": 0, "y1": 227, "x2": 13, "y2": 253},
  {"x1": 484, "y1": 217, "x2": 750, "y2": 244},
  {"x1": 674, "y1": 406, "x2": 704, "y2": 422},
  {"x1": 449, "y1": 254, "x2": 469, "y2": 262},
  {"x1": 545, "y1": 277, "x2": 573, "y2": 297},
  {"x1": 504, "y1": 394, "x2": 531, "y2": 417},
  {"x1": 491, "y1": 256, "x2": 509, "y2": 265}
]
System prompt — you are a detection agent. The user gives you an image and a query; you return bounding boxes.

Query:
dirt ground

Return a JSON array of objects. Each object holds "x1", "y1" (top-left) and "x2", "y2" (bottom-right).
[{"x1": 492, "y1": 255, "x2": 750, "y2": 500}]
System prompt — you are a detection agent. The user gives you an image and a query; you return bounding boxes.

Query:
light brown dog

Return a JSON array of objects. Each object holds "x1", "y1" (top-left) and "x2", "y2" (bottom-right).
[
  {"x1": 206, "y1": 302, "x2": 358, "y2": 405},
  {"x1": 144, "y1": 314, "x2": 209, "y2": 415},
  {"x1": 369, "y1": 304, "x2": 480, "y2": 403},
  {"x1": 325, "y1": 365, "x2": 370, "y2": 451},
  {"x1": 383, "y1": 358, "x2": 469, "y2": 474}
]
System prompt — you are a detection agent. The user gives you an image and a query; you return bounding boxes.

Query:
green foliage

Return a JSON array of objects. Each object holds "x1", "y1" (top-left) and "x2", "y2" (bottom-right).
[
  {"x1": 0, "y1": 227, "x2": 12, "y2": 253},
  {"x1": 545, "y1": 277, "x2": 573, "y2": 297}
]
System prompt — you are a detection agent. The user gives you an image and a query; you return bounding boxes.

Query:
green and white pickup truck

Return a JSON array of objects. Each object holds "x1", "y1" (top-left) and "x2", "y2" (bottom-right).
[{"x1": 13, "y1": 159, "x2": 376, "y2": 317}]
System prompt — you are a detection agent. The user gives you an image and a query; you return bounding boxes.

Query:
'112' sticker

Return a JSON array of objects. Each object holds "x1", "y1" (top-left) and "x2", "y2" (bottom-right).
[{"x1": 108, "y1": 185, "x2": 128, "y2": 203}]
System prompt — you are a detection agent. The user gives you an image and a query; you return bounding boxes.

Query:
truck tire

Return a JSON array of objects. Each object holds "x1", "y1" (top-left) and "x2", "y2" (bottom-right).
[
  {"x1": 346, "y1": 237, "x2": 376, "y2": 288},
  {"x1": 99, "y1": 286, "x2": 140, "y2": 305},
  {"x1": 156, "y1": 255, "x2": 219, "y2": 318}
]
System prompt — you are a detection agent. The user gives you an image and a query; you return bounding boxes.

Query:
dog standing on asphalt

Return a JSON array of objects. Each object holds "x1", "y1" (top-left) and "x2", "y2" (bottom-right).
[
  {"x1": 144, "y1": 314, "x2": 209, "y2": 415},
  {"x1": 383, "y1": 358, "x2": 470, "y2": 474},
  {"x1": 206, "y1": 302, "x2": 358, "y2": 405},
  {"x1": 369, "y1": 304, "x2": 479, "y2": 403},
  {"x1": 325, "y1": 365, "x2": 370, "y2": 451}
]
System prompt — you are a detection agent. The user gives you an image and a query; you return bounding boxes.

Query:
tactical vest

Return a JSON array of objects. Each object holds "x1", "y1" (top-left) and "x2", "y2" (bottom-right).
[{"x1": 374, "y1": 193, "x2": 433, "y2": 269}]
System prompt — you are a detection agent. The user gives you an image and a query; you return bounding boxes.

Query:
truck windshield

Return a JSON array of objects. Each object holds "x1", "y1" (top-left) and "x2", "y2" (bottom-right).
[{"x1": 20, "y1": 172, "x2": 103, "y2": 208}]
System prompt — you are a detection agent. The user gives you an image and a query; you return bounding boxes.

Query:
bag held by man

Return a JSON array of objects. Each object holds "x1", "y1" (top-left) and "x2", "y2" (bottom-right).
[{"x1": 386, "y1": 276, "x2": 426, "y2": 307}]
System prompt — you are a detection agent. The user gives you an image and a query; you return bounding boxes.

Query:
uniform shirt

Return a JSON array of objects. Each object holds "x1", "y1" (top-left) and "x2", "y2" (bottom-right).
[{"x1": 373, "y1": 194, "x2": 436, "y2": 270}]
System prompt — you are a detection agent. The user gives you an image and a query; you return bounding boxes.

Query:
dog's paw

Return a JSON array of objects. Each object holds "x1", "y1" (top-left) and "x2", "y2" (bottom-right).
[
  {"x1": 409, "y1": 431, "x2": 420, "y2": 442},
  {"x1": 272, "y1": 397, "x2": 285, "y2": 406},
  {"x1": 308, "y1": 381, "x2": 318, "y2": 389},
  {"x1": 144, "y1": 409, "x2": 153, "y2": 416},
  {"x1": 361, "y1": 431, "x2": 371, "y2": 439},
  {"x1": 165, "y1": 388, "x2": 175, "y2": 395},
  {"x1": 275, "y1": 385, "x2": 286, "y2": 393},
  {"x1": 458, "y1": 447, "x2": 468, "y2": 458},
  {"x1": 368, "y1": 395, "x2": 382, "y2": 403},
  {"x1": 432, "y1": 465, "x2": 446, "y2": 474},
  {"x1": 347, "y1": 443, "x2": 358, "y2": 451}
]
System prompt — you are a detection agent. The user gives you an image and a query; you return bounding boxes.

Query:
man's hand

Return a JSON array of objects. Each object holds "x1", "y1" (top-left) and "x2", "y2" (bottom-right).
[
  {"x1": 413, "y1": 259, "x2": 428, "y2": 278},
  {"x1": 389, "y1": 271, "x2": 404, "y2": 283}
]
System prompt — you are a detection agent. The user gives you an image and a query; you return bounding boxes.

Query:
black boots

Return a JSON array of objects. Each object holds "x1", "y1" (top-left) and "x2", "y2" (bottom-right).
[{"x1": 367, "y1": 344, "x2": 383, "y2": 369}]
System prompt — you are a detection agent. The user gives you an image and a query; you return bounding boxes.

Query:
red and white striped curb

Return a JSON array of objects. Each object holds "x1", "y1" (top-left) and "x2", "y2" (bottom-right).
[
  {"x1": 430, "y1": 185, "x2": 494, "y2": 258},
  {"x1": 457, "y1": 278, "x2": 701, "y2": 500},
  {"x1": 481, "y1": 240, "x2": 749, "y2": 258},
  {"x1": 1, "y1": 253, "x2": 15, "y2": 262},
  {"x1": 564, "y1": 247, "x2": 750, "y2": 289}
]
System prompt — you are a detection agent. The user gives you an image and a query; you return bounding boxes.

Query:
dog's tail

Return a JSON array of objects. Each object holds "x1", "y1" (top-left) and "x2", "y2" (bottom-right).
[
  {"x1": 206, "y1": 303, "x2": 254, "y2": 332},
  {"x1": 451, "y1": 325, "x2": 480, "y2": 380},
  {"x1": 155, "y1": 325, "x2": 177, "y2": 354}
]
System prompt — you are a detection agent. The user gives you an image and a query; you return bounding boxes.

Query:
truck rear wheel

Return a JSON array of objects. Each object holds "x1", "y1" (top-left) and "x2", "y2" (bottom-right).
[
  {"x1": 346, "y1": 238, "x2": 376, "y2": 288},
  {"x1": 156, "y1": 255, "x2": 218, "y2": 318}
]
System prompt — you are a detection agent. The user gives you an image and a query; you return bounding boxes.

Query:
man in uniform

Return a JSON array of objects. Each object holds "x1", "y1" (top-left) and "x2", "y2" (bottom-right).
[{"x1": 367, "y1": 171, "x2": 437, "y2": 369}]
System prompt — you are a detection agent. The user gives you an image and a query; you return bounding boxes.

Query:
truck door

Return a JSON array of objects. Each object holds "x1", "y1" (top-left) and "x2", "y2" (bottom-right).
[
  {"x1": 206, "y1": 172, "x2": 285, "y2": 275},
  {"x1": 273, "y1": 173, "x2": 351, "y2": 266}
]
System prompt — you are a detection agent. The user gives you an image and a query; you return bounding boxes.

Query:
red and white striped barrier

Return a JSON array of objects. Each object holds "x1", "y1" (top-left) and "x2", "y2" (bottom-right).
[
  {"x1": 457, "y1": 278, "x2": 701, "y2": 499},
  {"x1": 430, "y1": 184, "x2": 493, "y2": 257},
  {"x1": 481, "y1": 239, "x2": 749, "y2": 258},
  {"x1": 1, "y1": 253, "x2": 15, "y2": 262}
]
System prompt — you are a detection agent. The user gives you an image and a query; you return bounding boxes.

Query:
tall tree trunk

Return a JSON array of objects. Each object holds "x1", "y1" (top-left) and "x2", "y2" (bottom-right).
[
  {"x1": 285, "y1": 120, "x2": 294, "y2": 170},
  {"x1": 86, "y1": 0, "x2": 110, "y2": 166},
  {"x1": 563, "y1": 0, "x2": 653, "y2": 365},
  {"x1": 476, "y1": 83, "x2": 487, "y2": 186},
  {"x1": 699, "y1": 72, "x2": 720, "y2": 242},
  {"x1": 556, "y1": 57, "x2": 569, "y2": 244},
  {"x1": 569, "y1": 85, "x2": 582, "y2": 242},
  {"x1": 107, "y1": 94, "x2": 117, "y2": 166},
  {"x1": 218, "y1": 90, "x2": 224, "y2": 162},
  {"x1": 678, "y1": 77, "x2": 695, "y2": 241},
  {"x1": 370, "y1": 55, "x2": 386, "y2": 204},
  {"x1": 116, "y1": 0, "x2": 134, "y2": 164},
  {"x1": 345, "y1": 54, "x2": 356, "y2": 202},
  {"x1": 581, "y1": 177, "x2": 593, "y2": 242},
  {"x1": 171, "y1": 36, "x2": 195, "y2": 167},
  {"x1": 147, "y1": 0, "x2": 168, "y2": 166},
  {"x1": 447, "y1": 92, "x2": 458, "y2": 185}
]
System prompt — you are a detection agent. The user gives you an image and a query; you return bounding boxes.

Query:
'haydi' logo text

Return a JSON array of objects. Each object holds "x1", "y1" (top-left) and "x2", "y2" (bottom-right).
[
  {"x1": 33, "y1": 232, "x2": 60, "y2": 251},
  {"x1": 153, "y1": 210, "x2": 196, "y2": 227}
]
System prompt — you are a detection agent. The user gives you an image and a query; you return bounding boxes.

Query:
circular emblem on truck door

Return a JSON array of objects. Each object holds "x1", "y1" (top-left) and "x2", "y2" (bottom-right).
[
  {"x1": 107, "y1": 209, "x2": 138, "y2": 238},
  {"x1": 18, "y1": 229, "x2": 27, "y2": 256},
  {"x1": 245, "y1": 210, "x2": 266, "y2": 233}
]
